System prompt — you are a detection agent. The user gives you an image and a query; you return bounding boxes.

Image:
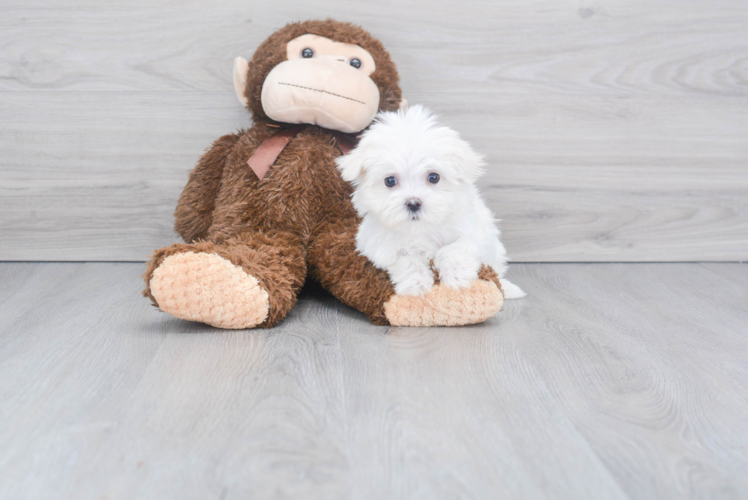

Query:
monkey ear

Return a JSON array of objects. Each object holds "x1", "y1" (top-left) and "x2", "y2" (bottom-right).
[
  {"x1": 233, "y1": 57, "x2": 249, "y2": 108},
  {"x1": 399, "y1": 97, "x2": 409, "y2": 112}
]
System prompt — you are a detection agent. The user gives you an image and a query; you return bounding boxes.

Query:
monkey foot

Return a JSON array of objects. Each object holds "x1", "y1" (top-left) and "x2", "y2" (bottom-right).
[
  {"x1": 149, "y1": 252, "x2": 269, "y2": 329},
  {"x1": 383, "y1": 279, "x2": 503, "y2": 327}
]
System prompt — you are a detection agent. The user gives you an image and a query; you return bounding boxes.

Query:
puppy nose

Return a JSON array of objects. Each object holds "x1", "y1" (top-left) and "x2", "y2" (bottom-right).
[{"x1": 405, "y1": 198, "x2": 422, "y2": 212}]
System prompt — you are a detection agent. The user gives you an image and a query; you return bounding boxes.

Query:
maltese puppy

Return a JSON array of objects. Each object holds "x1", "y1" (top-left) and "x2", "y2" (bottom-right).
[{"x1": 336, "y1": 105, "x2": 525, "y2": 299}]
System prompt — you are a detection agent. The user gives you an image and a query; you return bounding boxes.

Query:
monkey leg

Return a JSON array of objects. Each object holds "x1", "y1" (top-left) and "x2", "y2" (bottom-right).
[
  {"x1": 308, "y1": 219, "x2": 504, "y2": 327},
  {"x1": 307, "y1": 219, "x2": 395, "y2": 325},
  {"x1": 383, "y1": 265, "x2": 505, "y2": 327},
  {"x1": 143, "y1": 230, "x2": 306, "y2": 329}
]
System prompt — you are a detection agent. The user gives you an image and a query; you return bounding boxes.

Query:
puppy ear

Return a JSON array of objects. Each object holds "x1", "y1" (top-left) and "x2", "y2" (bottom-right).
[
  {"x1": 448, "y1": 134, "x2": 486, "y2": 183},
  {"x1": 335, "y1": 149, "x2": 366, "y2": 183}
]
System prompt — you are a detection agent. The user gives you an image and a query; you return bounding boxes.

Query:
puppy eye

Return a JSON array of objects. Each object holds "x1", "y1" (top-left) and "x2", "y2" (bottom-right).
[
  {"x1": 384, "y1": 176, "x2": 398, "y2": 188},
  {"x1": 428, "y1": 173, "x2": 440, "y2": 184},
  {"x1": 301, "y1": 48, "x2": 314, "y2": 58},
  {"x1": 349, "y1": 58, "x2": 362, "y2": 69}
]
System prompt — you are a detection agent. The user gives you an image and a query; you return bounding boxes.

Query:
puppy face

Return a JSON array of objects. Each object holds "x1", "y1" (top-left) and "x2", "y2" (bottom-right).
[{"x1": 337, "y1": 105, "x2": 485, "y2": 232}]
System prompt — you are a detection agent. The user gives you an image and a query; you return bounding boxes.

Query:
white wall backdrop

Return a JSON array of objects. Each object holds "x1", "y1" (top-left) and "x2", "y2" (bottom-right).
[{"x1": 1, "y1": 0, "x2": 746, "y2": 261}]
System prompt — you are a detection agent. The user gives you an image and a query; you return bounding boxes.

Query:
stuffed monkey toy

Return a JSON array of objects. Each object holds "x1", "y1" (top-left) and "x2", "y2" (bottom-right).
[{"x1": 143, "y1": 19, "x2": 504, "y2": 328}]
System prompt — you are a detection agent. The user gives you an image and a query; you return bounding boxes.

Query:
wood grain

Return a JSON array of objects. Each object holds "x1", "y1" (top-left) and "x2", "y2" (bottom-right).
[
  {"x1": 0, "y1": 262, "x2": 747, "y2": 499},
  {"x1": 1, "y1": 91, "x2": 745, "y2": 261},
  {"x1": 0, "y1": 263, "x2": 352, "y2": 499},
  {"x1": 2, "y1": 0, "x2": 747, "y2": 97},
  {"x1": 1, "y1": 0, "x2": 747, "y2": 261},
  {"x1": 0, "y1": 92, "x2": 247, "y2": 261}
]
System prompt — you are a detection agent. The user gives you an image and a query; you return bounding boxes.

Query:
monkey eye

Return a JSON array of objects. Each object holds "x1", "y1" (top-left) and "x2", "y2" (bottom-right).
[
  {"x1": 301, "y1": 48, "x2": 314, "y2": 58},
  {"x1": 427, "y1": 173, "x2": 440, "y2": 184},
  {"x1": 349, "y1": 58, "x2": 362, "y2": 69},
  {"x1": 384, "y1": 176, "x2": 398, "y2": 188}
]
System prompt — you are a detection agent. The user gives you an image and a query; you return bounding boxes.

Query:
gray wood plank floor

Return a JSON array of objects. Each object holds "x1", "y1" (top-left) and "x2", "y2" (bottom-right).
[
  {"x1": 1, "y1": 262, "x2": 746, "y2": 499},
  {"x1": 2, "y1": 1, "x2": 747, "y2": 261}
]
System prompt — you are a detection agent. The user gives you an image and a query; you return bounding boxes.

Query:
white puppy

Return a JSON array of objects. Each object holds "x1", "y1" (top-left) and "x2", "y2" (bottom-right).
[{"x1": 336, "y1": 105, "x2": 525, "y2": 299}]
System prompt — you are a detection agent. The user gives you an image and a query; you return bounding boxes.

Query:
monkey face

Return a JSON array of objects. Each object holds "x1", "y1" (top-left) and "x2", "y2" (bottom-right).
[
  {"x1": 235, "y1": 21, "x2": 403, "y2": 131},
  {"x1": 260, "y1": 34, "x2": 381, "y2": 133}
]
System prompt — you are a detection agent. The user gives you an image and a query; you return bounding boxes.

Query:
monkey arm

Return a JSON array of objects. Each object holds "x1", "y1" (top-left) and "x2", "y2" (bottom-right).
[{"x1": 173, "y1": 133, "x2": 241, "y2": 243}]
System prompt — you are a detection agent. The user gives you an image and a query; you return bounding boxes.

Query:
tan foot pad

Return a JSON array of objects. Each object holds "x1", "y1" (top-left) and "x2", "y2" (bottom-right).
[
  {"x1": 150, "y1": 252, "x2": 269, "y2": 329},
  {"x1": 383, "y1": 280, "x2": 504, "y2": 327}
]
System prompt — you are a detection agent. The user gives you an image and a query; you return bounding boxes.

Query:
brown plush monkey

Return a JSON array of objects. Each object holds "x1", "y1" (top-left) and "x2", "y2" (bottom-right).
[{"x1": 143, "y1": 19, "x2": 504, "y2": 329}]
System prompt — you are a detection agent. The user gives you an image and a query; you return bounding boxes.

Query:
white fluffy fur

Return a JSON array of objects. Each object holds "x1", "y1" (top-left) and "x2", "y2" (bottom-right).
[{"x1": 336, "y1": 105, "x2": 525, "y2": 299}]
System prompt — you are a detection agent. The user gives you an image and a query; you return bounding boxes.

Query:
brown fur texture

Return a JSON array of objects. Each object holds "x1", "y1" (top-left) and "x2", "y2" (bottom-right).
[
  {"x1": 244, "y1": 20, "x2": 402, "y2": 123},
  {"x1": 143, "y1": 19, "x2": 502, "y2": 328},
  {"x1": 173, "y1": 133, "x2": 240, "y2": 243}
]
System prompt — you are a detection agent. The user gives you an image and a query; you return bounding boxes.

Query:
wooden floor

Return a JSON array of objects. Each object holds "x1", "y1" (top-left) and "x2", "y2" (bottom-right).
[{"x1": 1, "y1": 262, "x2": 746, "y2": 499}]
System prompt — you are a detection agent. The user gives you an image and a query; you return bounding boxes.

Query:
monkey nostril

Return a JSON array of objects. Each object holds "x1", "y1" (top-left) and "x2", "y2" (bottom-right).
[{"x1": 405, "y1": 198, "x2": 422, "y2": 212}]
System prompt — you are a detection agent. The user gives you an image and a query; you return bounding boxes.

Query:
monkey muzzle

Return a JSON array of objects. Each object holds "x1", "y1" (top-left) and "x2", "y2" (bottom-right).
[{"x1": 261, "y1": 58, "x2": 380, "y2": 134}]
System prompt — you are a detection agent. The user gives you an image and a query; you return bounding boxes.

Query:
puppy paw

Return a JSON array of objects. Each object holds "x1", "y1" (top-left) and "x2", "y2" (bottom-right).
[
  {"x1": 393, "y1": 266, "x2": 435, "y2": 296},
  {"x1": 434, "y1": 248, "x2": 479, "y2": 290},
  {"x1": 439, "y1": 267, "x2": 479, "y2": 290}
]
